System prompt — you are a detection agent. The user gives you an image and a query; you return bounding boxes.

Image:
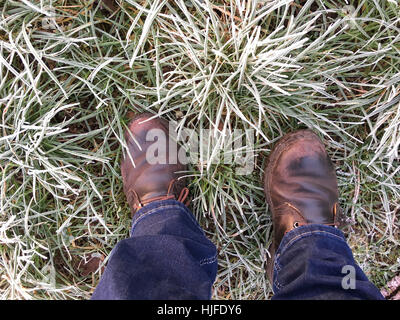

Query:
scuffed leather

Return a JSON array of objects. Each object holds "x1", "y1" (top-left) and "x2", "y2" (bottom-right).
[
  {"x1": 264, "y1": 130, "x2": 341, "y2": 248},
  {"x1": 121, "y1": 113, "x2": 187, "y2": 216}
]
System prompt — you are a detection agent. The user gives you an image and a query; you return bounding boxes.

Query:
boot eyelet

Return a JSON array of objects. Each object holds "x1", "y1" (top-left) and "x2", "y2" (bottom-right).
[{"x1": 293, "y1": 221, "x2": 299, "y2": 228}]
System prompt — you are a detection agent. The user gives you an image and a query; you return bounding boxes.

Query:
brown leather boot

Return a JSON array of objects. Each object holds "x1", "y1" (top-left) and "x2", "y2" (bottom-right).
[
  {"x1": 263, "y1": 129, "x2": 343, "y2": 282},
  {"x1": 121, "y1": 113, "x2": 189, "y2": 216}
]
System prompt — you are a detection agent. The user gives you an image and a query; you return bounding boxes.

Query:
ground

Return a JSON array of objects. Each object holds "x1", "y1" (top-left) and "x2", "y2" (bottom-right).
[{"x1": 0, "y1": 0, "x2": 399, "y2": 299}]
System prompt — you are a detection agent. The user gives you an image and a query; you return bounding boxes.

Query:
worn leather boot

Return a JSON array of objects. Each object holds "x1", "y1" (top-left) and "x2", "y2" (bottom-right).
[
  {"x1": 264, "y1": 129, "x2": 343, "y2": 282},
  {"x1": 121, "y1": 113, "x2": 189, "y2": 216}
]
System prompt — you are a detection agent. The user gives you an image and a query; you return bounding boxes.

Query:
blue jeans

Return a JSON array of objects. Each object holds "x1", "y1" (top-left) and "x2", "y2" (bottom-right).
[{"x1": 91, "y1": 200, "x2": 384, "y2": 300}]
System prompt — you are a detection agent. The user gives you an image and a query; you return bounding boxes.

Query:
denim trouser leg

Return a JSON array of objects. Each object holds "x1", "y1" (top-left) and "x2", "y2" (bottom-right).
[
  {"x1": 91, "y1": 200, "x2": 218, "y2": 300},
  {"x1": 271, "y1": 224, "x2": 384, "y2": 300}
]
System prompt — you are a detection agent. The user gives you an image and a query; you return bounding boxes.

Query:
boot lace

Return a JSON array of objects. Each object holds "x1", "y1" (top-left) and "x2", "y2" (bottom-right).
[{"x1": 128, "y1": 178, "x2": 190, "y2": 213}]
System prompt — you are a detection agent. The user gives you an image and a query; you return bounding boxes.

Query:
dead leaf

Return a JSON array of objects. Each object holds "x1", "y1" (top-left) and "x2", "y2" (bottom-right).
[
  {"x1": 381, "y1": 275, "x2": 400, "y2": 300},
  {"x1": 77, "y1": 253, "x2": 106, "y2": 277},
  {"x1": 99, "y1": 0, "x2": 119, "y2": 13}
]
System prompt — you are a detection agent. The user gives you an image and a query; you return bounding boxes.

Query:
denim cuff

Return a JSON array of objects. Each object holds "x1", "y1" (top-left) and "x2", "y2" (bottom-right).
[
  {"x1": 275, "y1": 224, "x2": 347, "y2": 258},
  {"x1": 272, "y1": 224, "x2": 348, "y2": 293},
  {"x1": 130, "y1": 199, "x2": 203, "y2": 236}
]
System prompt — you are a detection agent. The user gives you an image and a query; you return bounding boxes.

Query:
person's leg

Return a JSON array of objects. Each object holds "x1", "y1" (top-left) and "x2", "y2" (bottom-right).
[
  {"x1": 92, "y1": 113, "x2": 217, "y2": 300},
  {"x1": 264, "y1": 130, "x2": 383, "y2": 300},
  {"x1": 271, "y1": 224, "x2": 384, "y2": 299},
  {"x1": 92, "y1": 199, "x2": 217, "y2": 300}
]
